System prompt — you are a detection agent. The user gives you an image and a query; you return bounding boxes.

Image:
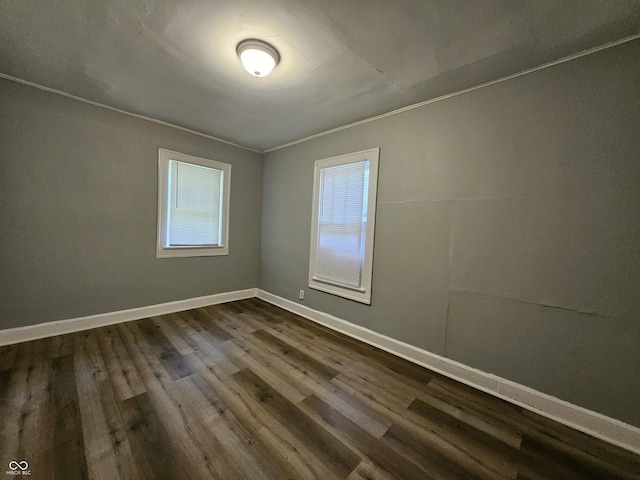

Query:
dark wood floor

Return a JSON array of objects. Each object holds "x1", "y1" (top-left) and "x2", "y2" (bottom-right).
[{"x1": 0, "y1": 298, "x2": 639, "y2": 479}]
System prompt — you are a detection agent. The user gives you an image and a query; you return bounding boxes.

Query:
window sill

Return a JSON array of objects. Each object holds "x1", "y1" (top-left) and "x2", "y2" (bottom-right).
[
  {"x1": 308, "y1": 280, "x2": 371, "y2": 305},
  {"x1": 156, "y1": 246, "x2": 229, "y2": 258}
]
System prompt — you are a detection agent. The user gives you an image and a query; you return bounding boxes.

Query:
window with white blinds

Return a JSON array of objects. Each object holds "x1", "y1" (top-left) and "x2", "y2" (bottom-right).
[
  {"x1": 168, "y1": 160, "x2": 222, "y2": 246},
  {"x1": 157, "y1": 149, "x2": 231, "y2": 258},
  {"x1": 309, "y1": 148, "x2": 379, "y2": 304}
]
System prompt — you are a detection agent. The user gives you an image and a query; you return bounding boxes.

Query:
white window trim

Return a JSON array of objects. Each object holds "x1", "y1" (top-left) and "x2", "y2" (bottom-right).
[
  {"x1": 308, "y1": 147, "x2": 380, "y2": 304},
  {"x1": 156, "y1": 148, "x2": 231, "y2": 258}
]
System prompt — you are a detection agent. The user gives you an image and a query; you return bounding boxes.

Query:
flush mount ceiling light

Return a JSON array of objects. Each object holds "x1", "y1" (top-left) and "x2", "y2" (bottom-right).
[{"x1": 236, "y1": 39, "x2": 280, "y2": 78}]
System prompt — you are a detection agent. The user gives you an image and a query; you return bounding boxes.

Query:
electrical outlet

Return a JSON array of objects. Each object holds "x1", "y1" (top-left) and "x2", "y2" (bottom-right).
[{"x1": 299, "y1": 289, "x2": 305, "y2": 300}]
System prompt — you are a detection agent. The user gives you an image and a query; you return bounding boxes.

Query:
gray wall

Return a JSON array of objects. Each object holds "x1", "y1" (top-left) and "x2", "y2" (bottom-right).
[
  {"x1": 259, "y1": 40, "x2": 640, "y2": 427},
  {"x1": 0, "y1": 79, "x2": 262, "y2": 329}
]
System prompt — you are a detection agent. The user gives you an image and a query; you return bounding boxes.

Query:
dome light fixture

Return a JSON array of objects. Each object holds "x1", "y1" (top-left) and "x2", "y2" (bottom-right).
[{"x1": 236, "y1": 39, "x2": 280, "y2": 78}]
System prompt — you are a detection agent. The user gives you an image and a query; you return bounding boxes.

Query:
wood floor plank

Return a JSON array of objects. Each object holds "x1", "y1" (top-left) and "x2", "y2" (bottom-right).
[
  {"x1": 119, "y1": 392, "x2": 180, "y2": 480},
  {"x1": 180, "y1": 308, "x2": 234, "y2": 341},
  {"x1": 135, "y1": 318, "x2": 194, "y2": 381},
  {"x1": 216, "y1": 300, "x2": 286, "y2": 328},
  {"x1": 187, "y1": 372, "x2": 292, "y2": 480},
  {"x1": 217, "y1": 301, "x2": 244, "y2": 314},
  {"x1": 252, "y1": 423, "x2": 329, "y2": 479},
  {"x1": 154, "y1": 313, "x2": 202, "y2": 354},
  {"x1": 253, "y1": 328, "x2": 341, "y2": 381},
  {"x1": 178, "y1": 373, "x2": 290, "y2": 480},
  {"x1": 301, "y1": 393, "x2": 435, "y2": 480},
  {"x1": 169, "y1": 311, "x2": 241, "y2": 377},
  {"x1": 332, "y1": 373, "x2": 514, "y2": 480},
  {"x1": 513, "y1": 438, "x2": 600, "y2": 480},
  {"x1": 221, "y1": 338, "x2": 313, "y2": 404},
  {"x1": 297, "y1": 367, "x2": 395, "y2": 438},
  {"x1": 346, "y1": 460, "x2": 400, "y2": 480},
  {"x1": 74, "y1": 331, "x2": 140, "y2": 480},
  {"x1": 0, "y1": 369, "x2": 12, "y2": 410},
  {"x1": 414, "y1": 384, "x2": 523, "y2": 449},
  {"x1": 334, "y1": 356, "x2": 523, "y2": 450},
  {"x1": 97, "y1": 325, "x2": 146, "y2": 401},
  {"x1": 150, "y1": 314, "x2": 195, "y2": 355},
  {"x1": 264, "y1": 317, "x2": 360, "y2": 367},
  {"x1": 1, "y1": 299, "x2": 639, "y2": 479},
  {"x1": 427, "y1": 377, "x2": 640, "y2": 479},
  {"x1": 408, "y1": 397, "x2": 586, "y2": 480},
  {"x1": 382, "y1": 422, "x2": 490, "y2": 480},
  {"x1": 335, "y1": 368, "x2": 415, "y2": 412},
  {"x1": 188, "y1": 352, "x2": 343, "y2": 479},
  {"x1": 165, "y1": 325, "x2": 318, "y2": 478},
  {"x1": 0, "y1": 344, "x2": 17, "y2": 371},
  {"x1": 426, "y1": 377, "x2": 533, "y2": 439},
  {"x1": 183, "y1": 350, "x2": 265, "y2": 434},
  {"x1": 230, "y1": 298, "x2": 287, "y2": 322},
  {"x1": 213, "y1": 310, "x2": 262, "y2": 335},
  {"x1": 229, "y1": 324, "x2": 338, "y2": 387},
  {"x1": 520, "y1": 434, "x2": 640, "y2": 480},
  {"x1": 363, "y1": 345, "x2": 436, "y2": 386},
  {"x1": 173, "y1": 375, "x2": 248, "y2": 480},
  {"x1": 117, "y1": 322, "x2": 225, "y2": 480},
  {"x1": 233, "y1": 367, "x2": 362, "y2": 479},
  {"x1": 225, "y1": 325, "x2": 394, "y2": 438},
  {"x1": 48, "y1": 333, "x2": 75, "y2": 359},
  {"x1": 0, "y1": 369, "x2": 13, "y2": 467},
  {"x1": 13, "y1": 338, "x2": 54, "y2": 480},
  {"x1": 51, "y1": 354, "x2": 88, "y2": 480},
  {"x1": 0, "y1": 341, "x2": 32, "y2": 466},
  {"x1": 520, "y1": 409, "x2": 640, "y2": 479},
  {"x1": 214, "y1": 318, "x2": 327, "y2": 393}
]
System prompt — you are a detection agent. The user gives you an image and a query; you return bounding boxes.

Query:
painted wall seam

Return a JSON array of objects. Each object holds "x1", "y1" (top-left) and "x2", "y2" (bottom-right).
[{"x1": 448, "y1": 287, "x2": 625, "y2": 322}]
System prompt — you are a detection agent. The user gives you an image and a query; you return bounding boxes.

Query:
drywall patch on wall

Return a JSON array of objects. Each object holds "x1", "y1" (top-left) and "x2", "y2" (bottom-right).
[
  {"x1": 370, "y1": 201, "x2": 451, "y2": 353},
  {"x1": 445, "y1": 290, "x2": 640, "y2": 427},
  {"x1": 450, "y1": 197, "x2": 640, "y2": 321}
]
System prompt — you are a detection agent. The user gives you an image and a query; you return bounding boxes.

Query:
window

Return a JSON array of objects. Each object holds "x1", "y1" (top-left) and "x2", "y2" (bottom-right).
[
  {"x1": 156, "y1": 149, "x2": 231, "y2": 258},
  {"x1": 308, "y1": 148, "x2": 379, "y2": 304}
]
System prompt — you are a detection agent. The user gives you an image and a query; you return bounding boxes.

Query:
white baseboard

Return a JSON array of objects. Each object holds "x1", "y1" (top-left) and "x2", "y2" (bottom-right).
[
  {"x1": 256, "y1": 289, "x2": 640, "y2": 455},
  {"x1": 0, "y1": 288, "x2": 258, "y2": 346}
]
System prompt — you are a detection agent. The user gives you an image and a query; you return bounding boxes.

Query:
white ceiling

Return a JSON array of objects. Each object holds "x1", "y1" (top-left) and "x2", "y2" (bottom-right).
[{"x1": 2, "y1": 0, "x2": 640, "y2": 151}]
